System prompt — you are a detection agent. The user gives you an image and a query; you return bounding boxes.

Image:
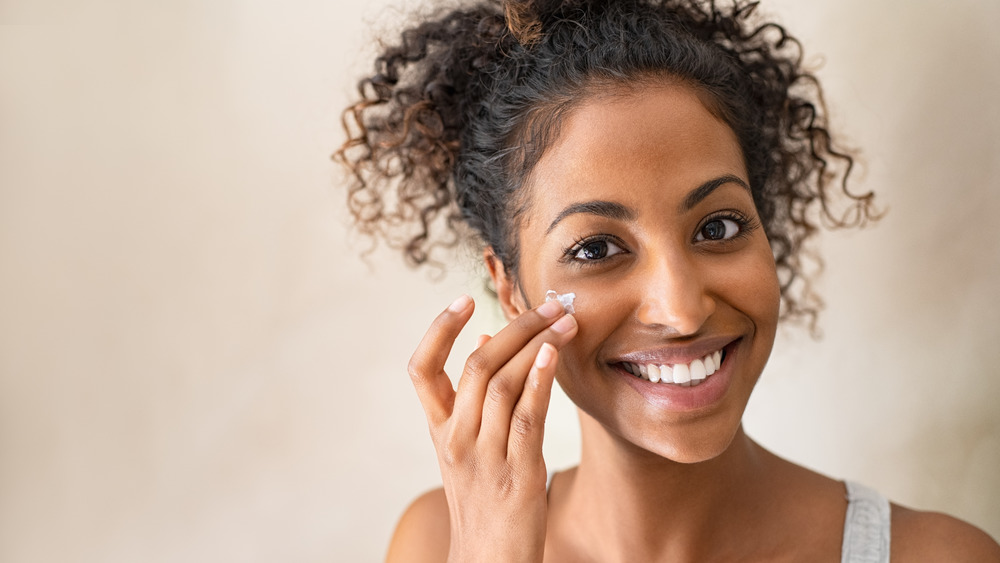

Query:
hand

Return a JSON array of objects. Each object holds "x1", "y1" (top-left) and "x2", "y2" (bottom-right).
[{"x1": 407, "y1": 295, "x2": 578, "y2": 563}]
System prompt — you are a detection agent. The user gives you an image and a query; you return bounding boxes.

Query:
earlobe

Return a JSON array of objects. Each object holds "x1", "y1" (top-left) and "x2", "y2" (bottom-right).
[{"x1": 483, "y1": 247, "x2": 525, "y2": 320}]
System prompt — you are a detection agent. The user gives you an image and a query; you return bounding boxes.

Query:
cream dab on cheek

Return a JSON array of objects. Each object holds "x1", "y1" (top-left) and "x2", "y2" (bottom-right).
[{"x1": 545, "y1": 290, "x2": 576, "y2": 314}]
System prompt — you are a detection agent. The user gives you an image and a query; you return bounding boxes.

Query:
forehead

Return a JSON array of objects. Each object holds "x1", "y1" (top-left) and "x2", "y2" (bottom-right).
[{"x1": 521, "y1": 82, "x2": 746, "y2": 226}]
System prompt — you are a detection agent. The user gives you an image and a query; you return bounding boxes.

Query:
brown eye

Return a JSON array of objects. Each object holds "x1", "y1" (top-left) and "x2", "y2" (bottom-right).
[{"x1": 696, "y1": 218, "x2": 740, "y2": 241}]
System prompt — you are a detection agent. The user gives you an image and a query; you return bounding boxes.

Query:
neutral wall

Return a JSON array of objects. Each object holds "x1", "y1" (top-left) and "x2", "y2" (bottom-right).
[{"x1": 1, "y1": 1, "x2": 997, "y2": 561}]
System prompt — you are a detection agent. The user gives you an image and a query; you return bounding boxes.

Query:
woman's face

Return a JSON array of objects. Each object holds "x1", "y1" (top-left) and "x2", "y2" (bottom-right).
[{"x1": 494, "y1": 81, "x2": 781, "y2": 463}]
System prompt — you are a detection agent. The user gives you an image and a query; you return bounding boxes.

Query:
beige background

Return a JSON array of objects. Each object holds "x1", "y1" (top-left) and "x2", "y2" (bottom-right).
[{"x1": 1, "y1": 0, "x2": 998, "y2": 561}]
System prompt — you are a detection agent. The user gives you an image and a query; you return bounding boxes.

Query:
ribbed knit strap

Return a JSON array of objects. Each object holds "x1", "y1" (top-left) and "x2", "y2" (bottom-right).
[{"x1": 841, "y1": 481, "x2": 891, "y2": 563}]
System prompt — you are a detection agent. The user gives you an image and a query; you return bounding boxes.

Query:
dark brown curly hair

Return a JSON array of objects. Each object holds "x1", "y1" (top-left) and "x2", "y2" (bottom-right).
[{"x1": 335, "y1": 0, "x2": 878, "y2": 327}]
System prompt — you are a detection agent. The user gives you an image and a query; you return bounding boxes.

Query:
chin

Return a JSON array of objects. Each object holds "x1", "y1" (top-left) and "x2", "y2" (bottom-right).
[
  {"x1": 647, "y1": 425, "x2": 744, "y2": 464},
  {"x1": 605, "y1": 408, "x2": 748, "y2": 465}
]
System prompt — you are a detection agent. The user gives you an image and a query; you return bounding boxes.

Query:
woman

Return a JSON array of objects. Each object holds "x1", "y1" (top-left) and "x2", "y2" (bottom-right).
[{"x1": 337, "y1": 0, "x2": 1000, "y2": 560}]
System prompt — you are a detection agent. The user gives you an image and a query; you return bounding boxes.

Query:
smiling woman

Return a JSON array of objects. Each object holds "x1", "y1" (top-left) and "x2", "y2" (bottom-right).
[
  {"x1": 512, "y1": 85, "x2": 781, "y2": 463},
  {"x1": 335, "y1": 0, "x2": 1000, "y2": 561}
]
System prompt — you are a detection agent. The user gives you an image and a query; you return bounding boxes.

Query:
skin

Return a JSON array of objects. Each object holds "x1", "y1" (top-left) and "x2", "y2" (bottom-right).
[{"x1": 388, "y1": 82, "x2": 1000, "y2": 562}]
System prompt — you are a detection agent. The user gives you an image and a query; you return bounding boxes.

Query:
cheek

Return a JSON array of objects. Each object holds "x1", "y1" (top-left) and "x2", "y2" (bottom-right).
[
  {"x1": 525, "y1": 267, "x2": 619, "y2": 322},
  {"x1": 563, "y1": 287, "x2": 629, "y2": 353},
  {"x1": 717, "y1": 240, "x2": 781, "y2": 328},
  {"x1": 524, "y1": 275, "x2": 628, "y2": 366}
]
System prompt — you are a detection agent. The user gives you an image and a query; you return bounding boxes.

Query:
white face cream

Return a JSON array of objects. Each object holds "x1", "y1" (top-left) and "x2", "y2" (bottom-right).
[{"x1": 545, "y1": 290, "x2": 576, "y2": 314}]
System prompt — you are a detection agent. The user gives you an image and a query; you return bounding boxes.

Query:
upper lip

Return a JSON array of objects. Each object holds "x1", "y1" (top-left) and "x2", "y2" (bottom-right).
[{"x1": 609, "y1": 335, "x2": 739, "y2": 367}]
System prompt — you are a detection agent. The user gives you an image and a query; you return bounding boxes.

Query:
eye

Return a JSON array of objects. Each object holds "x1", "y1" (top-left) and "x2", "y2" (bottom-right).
[
  {"x1": 574, "y1": 239, "x2": 623, "y2": 260},
  {"x1": 695, "y1": 218, "x2": 741, "y2": 241},
  {"x1": 565, "y1": 236, "x2": 626, "y2": 262}
]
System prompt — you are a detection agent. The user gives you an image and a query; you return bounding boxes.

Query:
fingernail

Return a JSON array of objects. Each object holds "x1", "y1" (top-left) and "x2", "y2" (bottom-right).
[
  {"x1": 550, "y1": 314, "x2": 576, "y2": 333},
  {"x1": 534, "y1": 343, "x2": 555, "y2": 369},
  {"x1": 538, "y1": 299, "x2": 563, "y2": 318},
  {"x1": 448, "y1": 294, "x2": 472, "y2": 312}
]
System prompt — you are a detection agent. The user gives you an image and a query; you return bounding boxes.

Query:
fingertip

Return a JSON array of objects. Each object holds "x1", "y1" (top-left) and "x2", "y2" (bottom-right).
[
  {"x1": 549, "y1": 314, "x2": 576, "y2": 335},
  {"x1": 447, "y1": 294, "x2": 473, "y2": 313},
  {"x1": 534, "y1": 342, "x2": 557, "y2": 369},
  {"x1": 475, "y1": 333, "x2": 491, "y2": 349},
  {"x1": 527, "y1": 344, "x2": 558, "y2": 394},
  {"x1": 537, "y1": 298, "x2": 564, "y2": 319}
]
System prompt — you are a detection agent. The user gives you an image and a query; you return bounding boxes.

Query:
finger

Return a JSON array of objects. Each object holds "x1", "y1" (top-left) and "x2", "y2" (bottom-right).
[
  {"x1": 451, "y1": 299, "x2": 567, "y2": 434},
  {"x1": 407, "y1": 294, "x2": 475, "y2": 425},
  {"x1": 475, "y1": 334, "x2": 491, "y2": 349},
  {"x1": 478, "y1": 314, "x2": 576, "y2": 448},
  {"x1": 507, "y1": 343, "x2": 558, "y2": 462}
]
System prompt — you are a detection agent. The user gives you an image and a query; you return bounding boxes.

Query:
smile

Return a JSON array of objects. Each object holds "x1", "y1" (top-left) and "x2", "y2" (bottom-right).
[{"x1": 619, "y1": 349, "x2": 725, "y2": 387}]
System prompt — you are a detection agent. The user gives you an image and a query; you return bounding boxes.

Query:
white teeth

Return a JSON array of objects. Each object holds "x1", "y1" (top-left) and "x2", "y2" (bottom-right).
[
  {"x1": 647, "y1": 364, "x2": 661, "y2": 383},
  {"x1": 673, "y1": 363, "x2": 691, "y2": 385},
  {"x1": 622, "y1": 347, "x2": 725, "y2": 386},
  {"x1": 690, "y1": 358, "x2": 707, "y2": 382},
  {"x1": 659, "y1": 364, "x2": 672, "y2": 383}
]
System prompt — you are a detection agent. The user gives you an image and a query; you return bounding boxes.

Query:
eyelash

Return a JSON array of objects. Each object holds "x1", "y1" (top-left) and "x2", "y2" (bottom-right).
[
  {"x1": 559, "y1": 210, "x2": 761, "y2": 266},
  {"x1": 560, "y1": 234, "x2": 627, "y2": 267},
  {"x1": 696, "y1": 209, "x2": 760, "y2": 244}
]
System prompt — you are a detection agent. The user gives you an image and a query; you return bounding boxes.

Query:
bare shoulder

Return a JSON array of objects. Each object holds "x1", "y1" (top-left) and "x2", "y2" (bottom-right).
[
  {"x1": 385, "y1": 487, "x2": 451, "y2": 563},
  {"x1": 891, "y1": 504, "x2": 1000, "y2": 562}
]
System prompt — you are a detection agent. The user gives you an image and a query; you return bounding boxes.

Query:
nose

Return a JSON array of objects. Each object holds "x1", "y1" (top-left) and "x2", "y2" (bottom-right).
[{"x1": 634, "y1": 250, "x2": 715, "y2": 336}]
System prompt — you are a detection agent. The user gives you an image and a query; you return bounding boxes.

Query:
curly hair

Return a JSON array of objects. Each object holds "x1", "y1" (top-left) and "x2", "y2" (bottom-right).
[{"x1": 335, "y1": 0, "x2": 878, "y2": 327}]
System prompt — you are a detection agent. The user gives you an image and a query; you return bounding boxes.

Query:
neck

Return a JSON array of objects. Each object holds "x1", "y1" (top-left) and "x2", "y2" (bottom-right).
[{"x1": 553, "y1": 410, "x2": 777, "y2": 561}]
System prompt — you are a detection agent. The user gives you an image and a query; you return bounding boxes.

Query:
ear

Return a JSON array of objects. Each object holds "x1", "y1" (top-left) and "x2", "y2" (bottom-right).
[{"x1": 484, "y1": 247, "x2": 526, "y2": 321}]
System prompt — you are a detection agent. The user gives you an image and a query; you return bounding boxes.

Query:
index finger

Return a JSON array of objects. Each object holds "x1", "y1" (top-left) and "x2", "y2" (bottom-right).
[
  {"x1": 406, "y1": 294, "x2": 475, "y2": 425},
  {"x1": 455, "y1": 298, "x2": 566, "y2": 396}
]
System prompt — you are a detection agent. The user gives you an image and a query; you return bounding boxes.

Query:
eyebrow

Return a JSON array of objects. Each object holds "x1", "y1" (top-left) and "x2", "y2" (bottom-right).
[
  {"x1": 545, "y1": 174, "x2": 751, "y2": 234},
  {"x1": 546, "y1": 200, "x2": 637, "y2": 234},
  {"x1": 681, "y1": 174, "x2": 751, "y2": 212}
]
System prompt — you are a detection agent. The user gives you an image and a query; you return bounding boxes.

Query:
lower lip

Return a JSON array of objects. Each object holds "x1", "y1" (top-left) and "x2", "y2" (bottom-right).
[{"x1": 616, "y1": 342, "x2": 740, "y2": 412}]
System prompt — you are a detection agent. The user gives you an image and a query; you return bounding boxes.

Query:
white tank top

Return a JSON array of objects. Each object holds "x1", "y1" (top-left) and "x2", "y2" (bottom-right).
[{"x1": 841, "y1": 480, "x2": 891, "y2": 563}]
